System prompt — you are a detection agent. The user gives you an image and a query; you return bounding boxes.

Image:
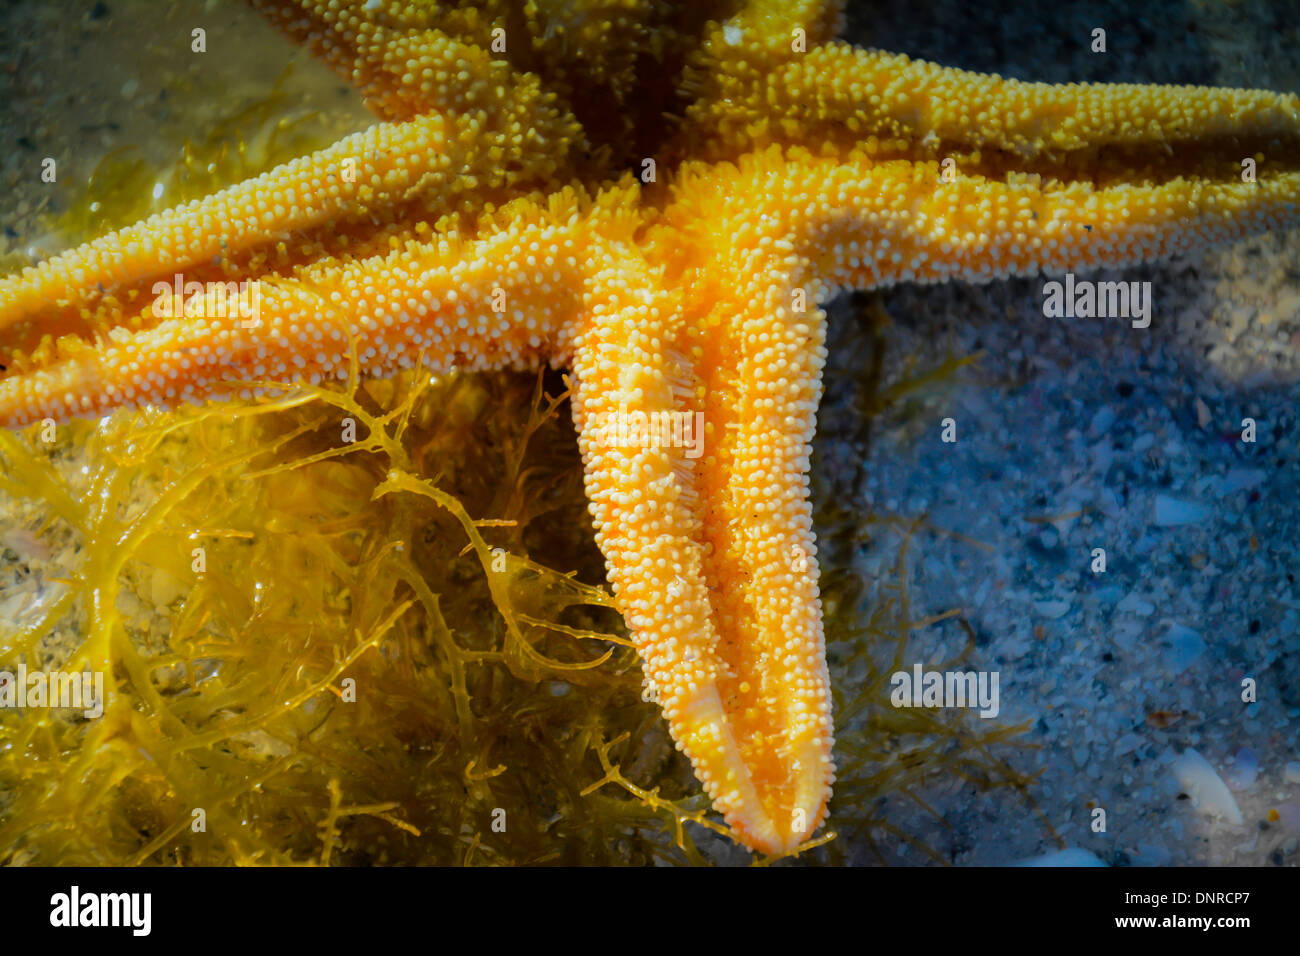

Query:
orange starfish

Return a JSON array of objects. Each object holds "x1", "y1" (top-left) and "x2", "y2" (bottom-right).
[{"x1": 1, "y1": 0, "x2": 1297, "y2": 855}]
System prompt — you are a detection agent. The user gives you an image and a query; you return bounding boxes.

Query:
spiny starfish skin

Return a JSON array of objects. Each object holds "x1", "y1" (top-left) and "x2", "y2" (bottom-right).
[{"x1": 2, "y1": 0, "x2": 1298, "y2": 856}]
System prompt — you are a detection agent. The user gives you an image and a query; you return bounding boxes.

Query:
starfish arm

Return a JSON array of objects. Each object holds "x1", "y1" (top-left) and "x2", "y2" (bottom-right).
[
  {"x1": 675, "y1": 0, "x2": 844, "y2": 160},
  {"x1": 0, "y1": 109, "x2": 575, "y2": 342},
  {"x1": 666, "y1": 145, "x2": 1299, "y2": 295},
  {"x1": 714, "y1": 0, "x2": 846, "y2": 52},
  {"x1": 676, "y1": 256, "x2": 835, "y2": 855},
  {"x1": 248, "y1": 0, "x2": 582, "y2": 155},
  {"x1": 680, "y1": 38, "x2": 1300, "y2": 165},
  {"x1": 809, "y1": 47, "x2": 1300, "y2": 158},
  {"x1": 571, "y1": 229, "x2": 835, "y2": 856},
  {"x1": 0, "y1": 187, "x2": 624, "y2": 428},
  {"x1": 569, "y1": 259, "x2": 780, "y2": 850}
]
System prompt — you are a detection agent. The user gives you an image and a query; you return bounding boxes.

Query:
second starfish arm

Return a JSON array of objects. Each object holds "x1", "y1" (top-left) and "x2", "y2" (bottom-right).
[
  {"x1": 568, "y1": 246, "x2": 835, "y2": 857},
  {"x1": 0, "y1": 107, "x2": 578, "y2": 342},
  {"x1": 0, "y1": 185, "x2": 644, "y2": 428},
  {"x1": 247, "y1": 0, "x2": 581, "y2": 146},
  {"x1": 663, "y1": 145, "x2": 1300, "y2": 293},
  {"x1": 678, "y1": 36, "x2": 1300, "y2": 166}
]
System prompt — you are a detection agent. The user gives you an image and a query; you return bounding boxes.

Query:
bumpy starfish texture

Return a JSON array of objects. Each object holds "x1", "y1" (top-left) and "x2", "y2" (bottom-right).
[{"x1": 2, "y1": 0, "x2": 1298, "y2": 856}]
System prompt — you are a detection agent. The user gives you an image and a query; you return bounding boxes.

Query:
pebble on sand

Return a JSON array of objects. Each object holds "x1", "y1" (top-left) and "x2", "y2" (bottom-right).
[
  {"x1": 1218, "y1": 468, "x2": 1266, "y2": 496},
  {"x1": 1163, "y1": 624, "x2": 1206, "y2": 675},
  {"x1": 1224, "y1": 747, "x2": 1259, "y2": 791},
  {"x1": 1155, "y1": 495, "x2": 1213, "y2": 527}
]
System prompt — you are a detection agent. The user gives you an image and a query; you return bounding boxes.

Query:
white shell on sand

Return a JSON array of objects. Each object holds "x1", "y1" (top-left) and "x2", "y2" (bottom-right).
[{"x1": 1170, "y1": 749, "x2": 1244, "y2": 825}]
